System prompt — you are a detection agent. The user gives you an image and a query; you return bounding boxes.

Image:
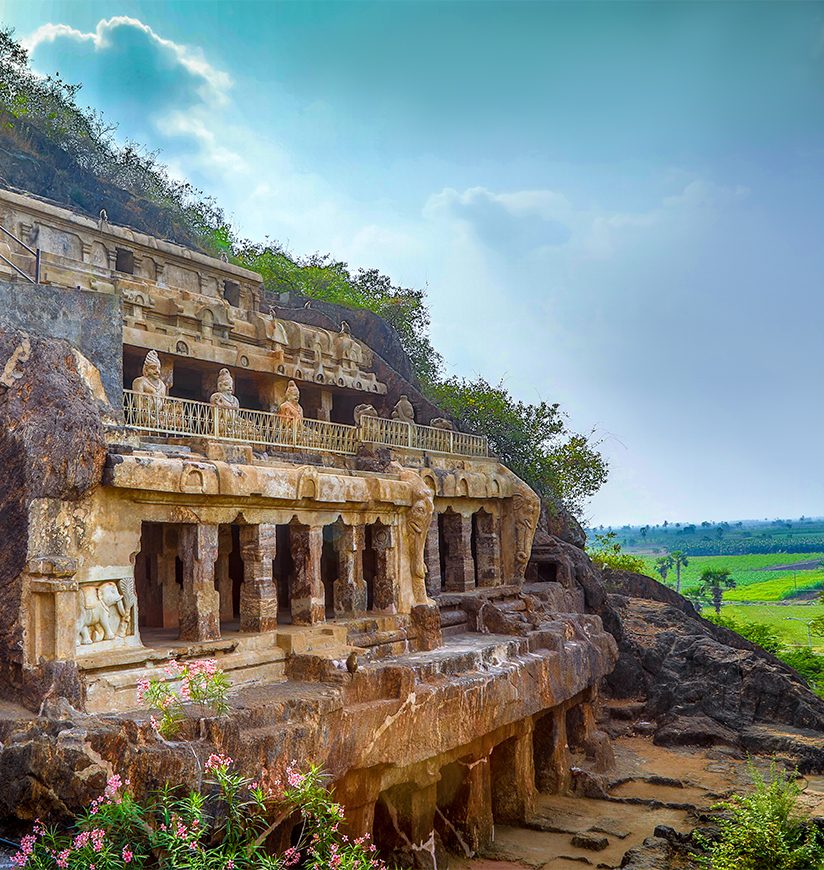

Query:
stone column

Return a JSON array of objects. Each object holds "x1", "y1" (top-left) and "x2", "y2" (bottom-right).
[
  {"x1": 334, "y1": 523, "x2": 365, "y2": 616},
  {"x1": 423, "y1": 515, "x2": 442, "y2": 597},
  {"x1": 490, "y1": 722, "x2": 536, "y2": 824},
  {"x1": 239, "y1": 524, "x2": 278, "y2": 632},
  {"x1": 381, "y1": 782, "x2": 438, "y2": 870},
  {"x1": 473, "y1": 511, "x2": 501, "y2": 587},
  {"x1": 290, "y1": 522, "x2": 325, "y2": 625},
  {"x1": 156, "y1": 526, "x2": 179, "y2": 630},
  {"x1": 440, "y1": 756, "x2": 494, "y2": 856},
  {"x1": 533, "y1": 709, "x2": 572, "y2": 794},
  {"x1": 216, "y1": 525, "x2": 234, "y2": 622},
  {"x1": 316, "y1": 389, "x2": 333, "y2": 422},
  {"x1": 371, "y1": 524, "x2": 397, "y2": 613},
  {"x1": 442, "y1": 513, "x2": 475, "y2": 593},
  {"x1": 178, "y1": 524, "x2": 220, "y2": 641}
]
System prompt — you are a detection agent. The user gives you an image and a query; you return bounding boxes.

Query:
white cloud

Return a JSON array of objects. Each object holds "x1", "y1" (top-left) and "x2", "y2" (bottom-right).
[{"x1": 24, "y1": 17, "x2": 232, "y2": 105}]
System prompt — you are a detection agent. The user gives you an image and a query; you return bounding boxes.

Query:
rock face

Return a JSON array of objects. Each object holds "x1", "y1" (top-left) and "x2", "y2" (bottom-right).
[
  {"x1": 602, "y1": 569, "x2": 824, "y2": 766},
  {"x1": 0, "y1": 325, "x2": 109, "y2": 708}
]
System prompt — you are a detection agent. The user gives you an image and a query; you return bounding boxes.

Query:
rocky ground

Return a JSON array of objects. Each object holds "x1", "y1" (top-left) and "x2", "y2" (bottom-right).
[{"x1": 453, "y1": 732, "x2": 824, "y2": 869}]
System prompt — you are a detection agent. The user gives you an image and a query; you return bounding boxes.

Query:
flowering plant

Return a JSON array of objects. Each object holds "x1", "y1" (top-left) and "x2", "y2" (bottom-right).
[
  {"x1": 137, "y1": 659, "x2": 231, "y2": 738},
  {"x1": 10, "y1": 760, "x2": 392, "y2": 870}
]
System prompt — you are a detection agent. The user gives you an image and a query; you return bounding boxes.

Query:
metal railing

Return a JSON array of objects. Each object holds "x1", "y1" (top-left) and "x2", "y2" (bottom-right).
[
  {"x1": 0, "y1": 224, "x2": 40, "y2": 284},
  {"x1": 358, "y1": 415, "x2": 488, "y2": 457},
  {"x1": 123, "y1": 390, "x2": 488, "y2": 458}
]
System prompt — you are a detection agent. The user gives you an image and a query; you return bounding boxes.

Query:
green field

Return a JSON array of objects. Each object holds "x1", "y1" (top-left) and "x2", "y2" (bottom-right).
[
  {"x1": 592, "y1": 516, "x2": 824, "y2": 557},
  {"x1": 638, "y1": 552, "x2": 824, "y2": 600},
  {"x1": 721, "y1": 603, "x2": 824, "y2": 653}
]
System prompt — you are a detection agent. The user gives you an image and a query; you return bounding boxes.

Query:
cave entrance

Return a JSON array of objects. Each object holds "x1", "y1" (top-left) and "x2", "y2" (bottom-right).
[{"x1": 275, "y1": 523, "x2": 294, "y2": 624}]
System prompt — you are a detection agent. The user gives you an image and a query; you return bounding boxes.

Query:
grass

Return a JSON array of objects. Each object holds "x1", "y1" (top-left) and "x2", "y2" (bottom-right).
[
  {"x1": 720, "y1": 603, "x2": 824, "y2": 653},
  {"x1": 638, "y1": 552, "x2": 824, "y2": 600},
  {"x1": 727, "y1": 572, "x2": 824, "y2": 602}
]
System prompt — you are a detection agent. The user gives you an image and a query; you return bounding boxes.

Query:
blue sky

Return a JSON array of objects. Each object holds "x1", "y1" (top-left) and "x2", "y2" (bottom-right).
[{"x1": 3, "y1": 0, "x2": 823, "y2": 525}]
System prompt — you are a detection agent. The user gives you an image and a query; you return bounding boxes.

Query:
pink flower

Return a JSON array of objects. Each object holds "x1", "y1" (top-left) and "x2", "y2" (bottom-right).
[
  {"x1": 205, "y1": 752, "x2": 233, "y2": 771},
  {"x1": 122, "y1": 846, "x2": 134, "y2": 864},
  {"x1": 136, "y1": 678, "x2": 150, "y2": 702}
]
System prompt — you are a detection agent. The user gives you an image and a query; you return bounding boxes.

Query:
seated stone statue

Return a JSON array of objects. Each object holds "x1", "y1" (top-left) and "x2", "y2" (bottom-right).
[
  {"x1": 392, "y1": 394, "x2": 416, "y2": 424},
  {"x1": 210, "y1": 368, "x2": 240, "y2": 409},
  {"x1": 430, "y1": 417, "x2": 454, "y2": 430},
  {"x1": 131, "y1": 350, "x2": 167, "y2": 412},
  {"x1": 354, "y1": 403, "x2": 379, "y2": 426},
  {"x1": 278, "y1": 379, "x2": 304, "y2": 421}
]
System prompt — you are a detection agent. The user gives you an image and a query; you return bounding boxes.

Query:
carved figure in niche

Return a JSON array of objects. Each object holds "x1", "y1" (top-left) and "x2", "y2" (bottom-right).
[
  {"x1": 512, "y1": 481, "x2": 541, "y2": 580},
  {"x1": 389, "y1": 462, "x2": 435, "y2": 604},
  {"x1": 131, "y1": 350, "x2": 167, "y2": 414},
  {"x1": 354, "y1": 403, "x2": 379, "y2": 426},
  {"x1": 430, "y1": 417, "x2": 454, "y2": 430},
  {"x1": 77, "y1": 580, "x2": 130, "y2": 645},
  {"x1": 392, "y1": 394, "x2": 416, "y2": 424},
  {"x1": 278, "y1": 379, "x2": 304, "y2": 421},
  {"x1": 210, "y1": 368, "x2": 240, "y2": 409},
  {"x1": 333, "y1": 321, "x2": 362, "y2": 372}
]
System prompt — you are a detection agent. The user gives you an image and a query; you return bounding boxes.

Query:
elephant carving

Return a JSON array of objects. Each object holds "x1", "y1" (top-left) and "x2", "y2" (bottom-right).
[{"x1": 76, "y1": 581, "x2": 130, "y2": 645}]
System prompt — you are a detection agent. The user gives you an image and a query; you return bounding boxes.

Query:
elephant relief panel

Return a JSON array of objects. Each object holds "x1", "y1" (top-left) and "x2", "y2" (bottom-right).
[{"x1": 76, "y1": 578, "x2": 136, "y2": 646}]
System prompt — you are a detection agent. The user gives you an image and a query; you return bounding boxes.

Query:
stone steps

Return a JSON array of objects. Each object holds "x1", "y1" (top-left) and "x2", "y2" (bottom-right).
[{"x1": 84, "y1": 639, "x2": 289, "y2": 714}]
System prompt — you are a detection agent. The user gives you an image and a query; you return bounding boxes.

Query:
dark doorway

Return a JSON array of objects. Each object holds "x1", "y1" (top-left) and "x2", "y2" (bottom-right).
[
  {"x1": 363, "y1": 524, "x2": 376, "y2": 611},
  {"x1": 321, "y1": 525, "x2": 339, "y2": 618},
  {"x1": 275, "y1": 524, "x2": 293, "y2": 624}
]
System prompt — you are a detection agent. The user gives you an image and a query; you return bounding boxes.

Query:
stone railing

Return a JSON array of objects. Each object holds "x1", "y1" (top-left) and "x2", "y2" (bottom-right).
[
  {"x1": 358, "y1": 415, "x2": 488, "y2": 457},
  {"x1": 123, "y1": 390, "x2": 488, "y2": 458}
]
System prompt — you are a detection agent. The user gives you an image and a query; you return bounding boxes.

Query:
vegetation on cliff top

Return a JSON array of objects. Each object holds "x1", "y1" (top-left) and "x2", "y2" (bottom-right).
[{"x1": 0, "y1": 28, "x2": 607, "y2": 516}]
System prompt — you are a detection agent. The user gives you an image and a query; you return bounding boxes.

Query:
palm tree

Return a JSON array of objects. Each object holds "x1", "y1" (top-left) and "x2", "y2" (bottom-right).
[
  {"x1": 669, "y1": 550, "x2": 689, "y2": 594},
  {"x1": 655, "y1": 555, "x2": 673, "y2": 585},
  {"x1": 697, "y1": 568, "x2": 735, "y2": 615}
]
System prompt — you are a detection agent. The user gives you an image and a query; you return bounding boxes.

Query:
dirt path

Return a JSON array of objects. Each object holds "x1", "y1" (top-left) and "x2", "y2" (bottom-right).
[{"x1": 453, "y1": 736, "x2": 824, "y2": 869}]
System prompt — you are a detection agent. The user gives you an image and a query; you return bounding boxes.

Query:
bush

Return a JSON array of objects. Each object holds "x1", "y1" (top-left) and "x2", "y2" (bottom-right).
[
  {"x1": 691, "y1": 762, "x2": 824, "y2": 869},
  {"x1": 10, "y1": 759, "x2": 389, "y2": 870},
  {"x1": 587, "y1": 531, "x2": 647, "y2": 574},
  {"x1": 137, "y1": 659, "x2": 231, "y2": 738},
  {"x1": 705, "y1": 614, "x2": 784, "y2": 655}
]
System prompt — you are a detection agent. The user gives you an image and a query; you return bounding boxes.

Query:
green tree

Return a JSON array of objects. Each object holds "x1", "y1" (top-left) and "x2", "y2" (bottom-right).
[
  {"x1": 697, "y1": 568, "x2": 736, "y2": 615},
  {"x1": 667, "y1": 550, "x2": 689, "y2": 594},
  {"x1": 655, "y1": 554, "x2": 673, "y2": 585},
  {"x1": 429, "y1": 377, "x2": 608, "y2": 516}
]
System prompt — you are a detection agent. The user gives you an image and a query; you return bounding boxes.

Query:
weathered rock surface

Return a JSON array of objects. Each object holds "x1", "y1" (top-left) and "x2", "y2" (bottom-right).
[
  {"x1": 0, "y1": 324, "x2": 109, "y2": 708},
  {"x1": 600, "y1": 569, "x2": 824, "y2": 766}
]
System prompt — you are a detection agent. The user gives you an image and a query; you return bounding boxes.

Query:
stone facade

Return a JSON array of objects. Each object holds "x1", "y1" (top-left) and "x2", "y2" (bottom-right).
[{"x1": 0, "y1": 189, "x2": 618, "y2": 867}]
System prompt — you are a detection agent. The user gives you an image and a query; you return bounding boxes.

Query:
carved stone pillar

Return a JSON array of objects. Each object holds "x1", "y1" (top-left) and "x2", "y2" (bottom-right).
[
  {"x1": 239, "y1": 524, "x2": 278, "y2": 632},
  {"x1": 423, "y1": 515, "x2": 441, "y2": 597},
  {"x1": 473, "y1": 510, "x2": 501, "y2": 587},
  {"x1": 533, "y1": 709, "x2": 572, "y2": 794},
  {"x1": 490, "y1": 721, "x2": 536, "y2": 824},
  {"x1": 442, "y1": 512, "x2": 475, "y2": 593},
  {"x1": 156, "y1": 525, "x2": 179, "y2": 629},
  {"x1": 290, "y1": 522, "x2": 324, "y2": 625},
  {"x1": 26, "y1": 557, "x2": 79, "y2": 663},
  {"x1": 178, "y1": 524, "x2": 220, "y2": 641},
  {"x1": 371, "y1": 524, "x2": 397, "y2": 613},
  {"x1": 334, "y1": 523, "x2": 365, "y2": 616},
  {"x1": 216, "y1": 525, "x2": 234, "y2": 622}
]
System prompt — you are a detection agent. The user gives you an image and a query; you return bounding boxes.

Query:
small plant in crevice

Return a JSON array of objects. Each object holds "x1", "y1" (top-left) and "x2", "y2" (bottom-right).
[
  {"x1": 10, "y1": 758, "x2": 391, "y2": 870},
  {"x1": 137, "y1": 659, "x2": 231, "y2": 738},
  {"x1": 691, "y1": 761, "x2": 824, "y2": 869}
]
